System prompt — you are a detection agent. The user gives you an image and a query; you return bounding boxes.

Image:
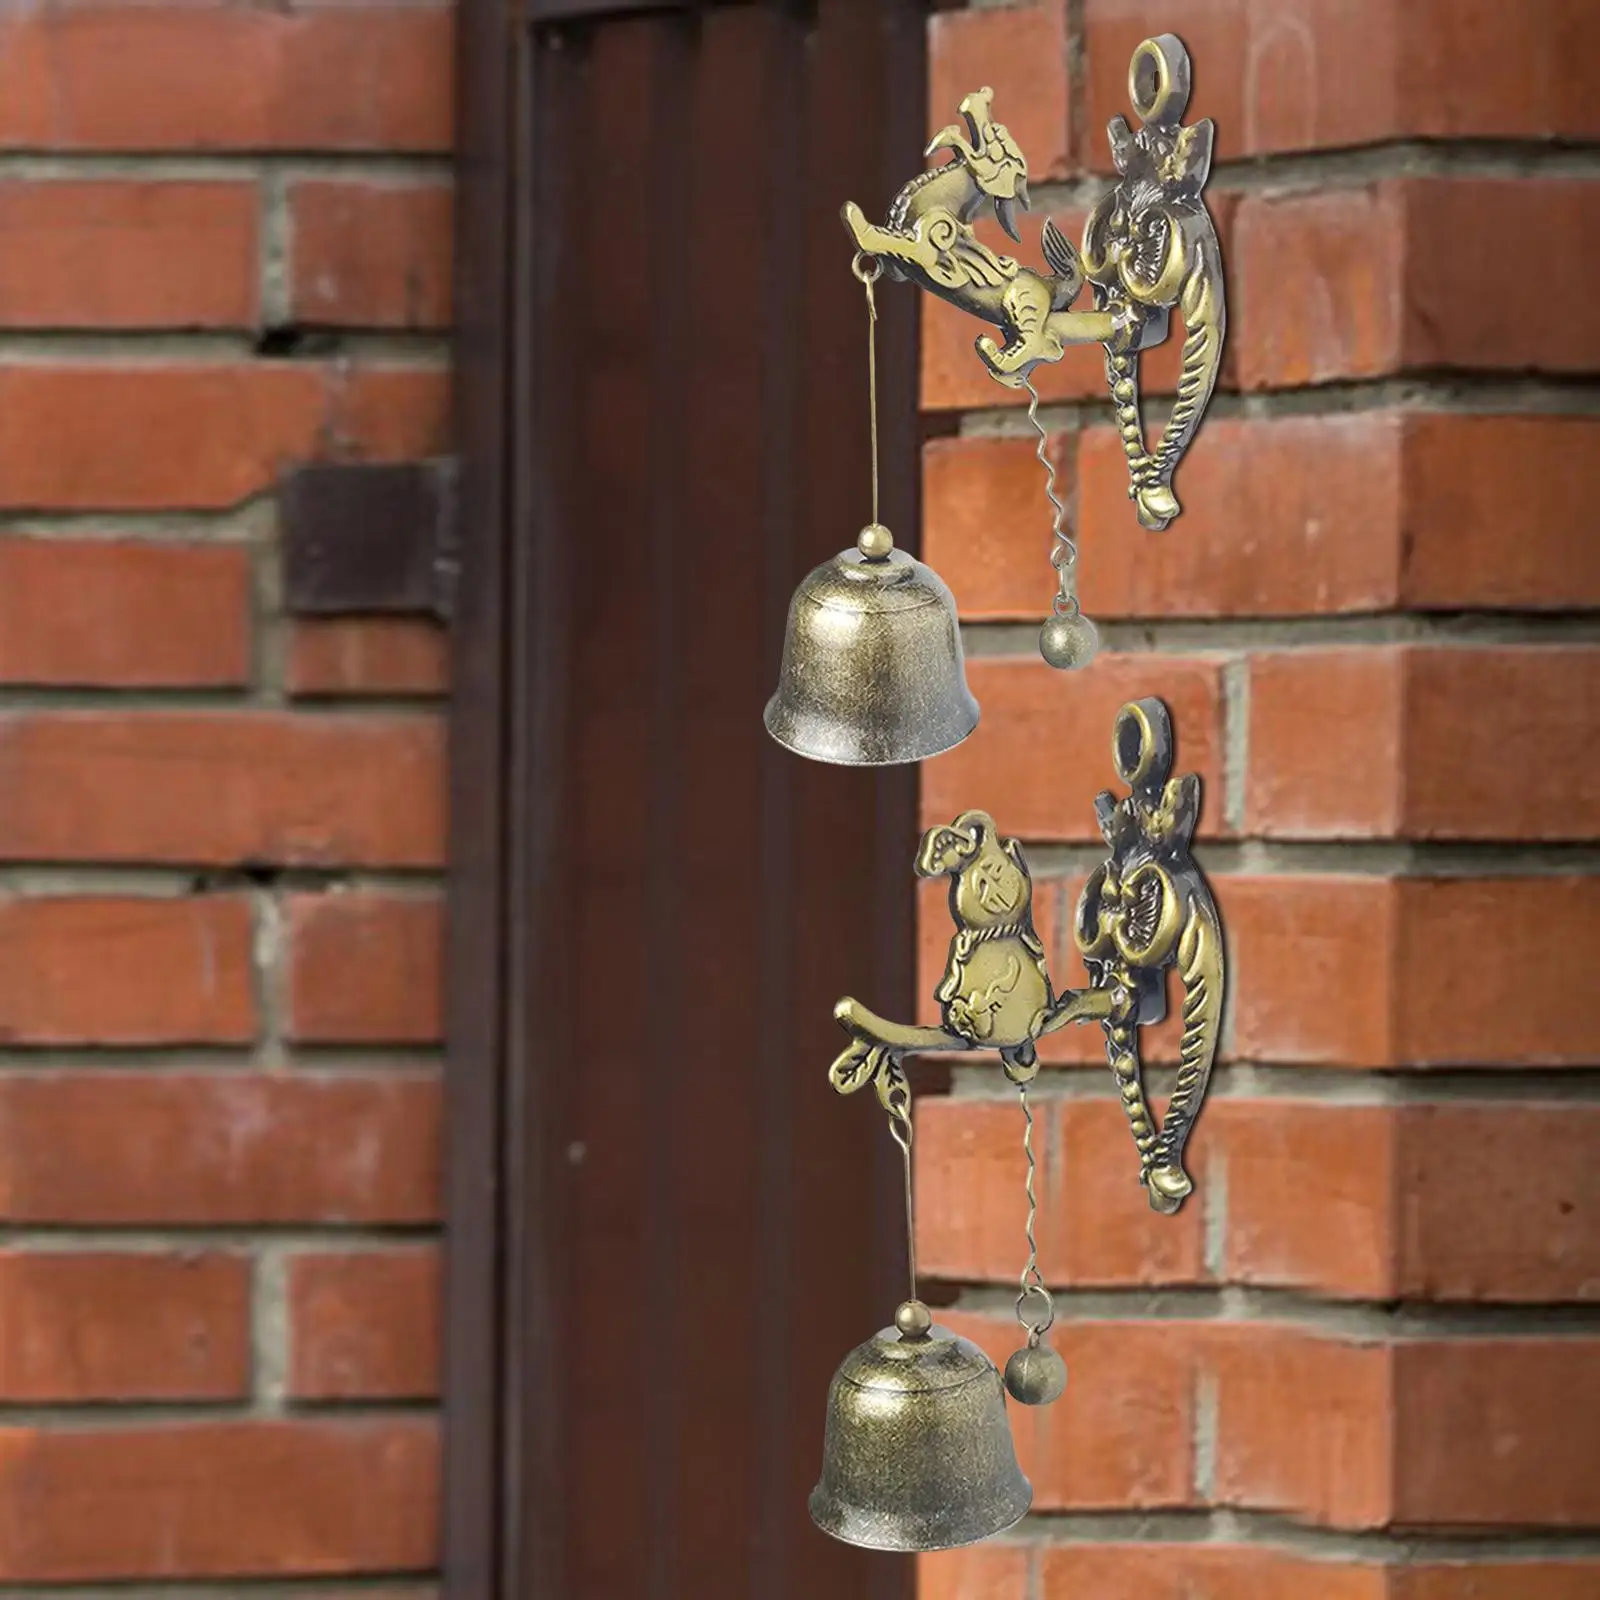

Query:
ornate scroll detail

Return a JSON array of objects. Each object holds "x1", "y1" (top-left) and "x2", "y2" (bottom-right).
[
  {"x1": 840, "y1": 34, "x2": 1225, "y2": 534},
  {"x1": 1072, "y1": 698, "x2": 1223, "y2": 1212},
  {"x1": 826, "y1": 699, "x2": 1225, "y2": 1215}
]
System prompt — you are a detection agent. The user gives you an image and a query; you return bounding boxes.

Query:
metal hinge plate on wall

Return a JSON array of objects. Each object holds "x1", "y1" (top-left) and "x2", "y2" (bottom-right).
[{"x1": 280, "y1": 458, "x2": 461, "y2": 624}]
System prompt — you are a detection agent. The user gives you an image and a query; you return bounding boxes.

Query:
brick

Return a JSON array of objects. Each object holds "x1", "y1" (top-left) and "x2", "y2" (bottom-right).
[
  {"x1": 285, "y1": 893, "x2": 443, "y2": 1046},
  {"x1": 1206, "y1": 1325, "x2": 1393, "y2": 1528},
  {"x1": 919, "y1": 1544, "x2": 1031, "y2": 1600},
  {"x1": 0, "y1": 180, "x2": 257, "y2": 329},
  {"x1": 1246, "y1": 649, "x2": 1406, "y2": 839},
  {"x1": 923, "y1": 431, "x2": 1073, "y2": 621},
  {"x1": 0, "y1": 1418, "x2": 438, "y2": 1581},
  {"x1": 1395, "y1": 1565, "x2": 1600, "y2": 1600},
  {"x1": 0, "y1": 364, "x2": 450, "y2": 511},
  {"x1": 288, "y1": 618, "x2": 450, "y2": 697},
  {"x1": 1395, "y1": 878, "x2": 1598, "y2": 1067},
  {"x1": 1080, "y1": 414, "x2": 1402, "y2": 618},
  {"x1": 288, "y1": 1248, "x2": 440, "y2": 1401},
  {"x1": 0, "y1": 7, "x2": 452, "y2": 153},
  {"x1": 916, "y1": 1096, "x2": 1205, "y2": 1287},
  {"x1": 1040, "y1": 1545, "x2": 1388, "y2": 1600},
  {"x1": 941, "y1": 1310, "x2": 1196, "y2": 1509},
  {"x1": 1226, "y1": 877, "x2": 1397, "y2": 1068},
  {"x1": 921, "y1": 656, "x2": 1223, "y2": 842},
  {"x1": 928, "y1": 5, "x2": 1069, "y2": 182},
  {"x1": 290, "y1": 179, "x2": 452, "y2": 330},
  {"x1": 1212, "y1": 1103, "x2": 1396, "y2": 1299},
  {"x1": 0, "y1": 1252, "x2": 250, "y2": 1403},
  {"x1": 0, "y1": 1073, "x2": 440, "y2": 1225},
  {"x1": 920, "y1": 198, "x2": 1237, "y2": 411},
  {"x1": 1227, "y1": 876, "x2": 1599, "y2": 1069},
  {"x1": 1249, "y1": 647, "x2": 1600, "y2": 841},
  {"x1": 1235, "y1": 180, "x2": 1600, "y2": 389},
  {"x1": 0, "y1": 895, "x2": 254, "y2": 1046},
  {"x1": 1397, "y1": 1106, "x2": 1600, "y2": 1303},
  {"x1": 0, "y1": 712, "x2": 443, "y2": 868},
  {"x1": 1084, "y1": 0, "x2": 1600, "y2": 168},
  {"x1": 1395, "y1": 1340, "x2": 1600, "y2": 1526},
  {"x1": 0, "y1": 539, "x2": 251, "y2": 687},
  {"x1": 1400, "y1": 415, "x2": 1600, "y2": 612},
  {"x1": 924, "y1": 1101, "x2": 1600, "y2": 1303},
  {"x1": 1070, "y1": 413, "x2": 1600, "y2": 618}
]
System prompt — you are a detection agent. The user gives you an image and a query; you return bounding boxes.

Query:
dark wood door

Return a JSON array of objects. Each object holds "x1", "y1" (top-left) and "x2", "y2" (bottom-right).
[{"x1": 446, "y1": 3, "x2": 927, "y2": 1595}]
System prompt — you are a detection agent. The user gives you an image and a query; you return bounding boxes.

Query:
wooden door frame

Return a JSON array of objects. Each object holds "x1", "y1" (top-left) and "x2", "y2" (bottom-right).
[{"x1": 442, "y1": 5, "x2": 928, "y2": 1595}]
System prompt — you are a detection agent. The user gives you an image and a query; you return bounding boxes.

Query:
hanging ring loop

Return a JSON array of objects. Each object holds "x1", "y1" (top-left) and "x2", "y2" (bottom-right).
[{"x1": 852, "y1": 251, "x2": 882, "y2": 285}]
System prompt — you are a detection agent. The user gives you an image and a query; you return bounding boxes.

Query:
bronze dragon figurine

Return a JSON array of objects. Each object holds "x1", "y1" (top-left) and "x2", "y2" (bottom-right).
[
  {"x1": 827, "y1": 699, "x2": 1223, "y2": 1214},
  {"x1": 842, "y1": 34, "x2": 1225, "y2": 534}
]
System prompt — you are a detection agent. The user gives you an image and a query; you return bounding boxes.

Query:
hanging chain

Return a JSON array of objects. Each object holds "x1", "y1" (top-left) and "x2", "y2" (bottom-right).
[
  {"x1": 1016, "y1": 1082, "x2": 1055, "y2": 1346},
  {"x1": 853, "y1": 252, "x2": 882, "y2": 530},
  {"x1": 1023, "y1": 375, "x2": 1080, "y2": 619}
]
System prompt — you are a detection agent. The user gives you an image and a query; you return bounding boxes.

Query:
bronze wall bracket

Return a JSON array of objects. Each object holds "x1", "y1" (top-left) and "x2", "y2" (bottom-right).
[
  {"x1": 841, "y1": 33, "x2": 1226, "y2": 658},
  {"x1": 827, "y1": 697, "x2": 1224, "y2": 1214}
]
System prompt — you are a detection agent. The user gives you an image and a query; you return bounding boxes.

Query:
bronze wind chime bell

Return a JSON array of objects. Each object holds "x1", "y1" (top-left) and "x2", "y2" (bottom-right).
[
  {"x1": 765, "y1": 32, "x2": 1225, "y2": 765},
  {"x1": 763, "y1": 30, "x2": 1231, "y2": 1558},
  {"x1": 808, "y1": 699, "x2": 1225, "y2": 1550}
]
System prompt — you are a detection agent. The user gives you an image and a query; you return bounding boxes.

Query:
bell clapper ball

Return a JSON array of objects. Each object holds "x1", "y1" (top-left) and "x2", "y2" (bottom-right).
[
  {"x1": 1004, "y1": 1341, "x2": 1067, "y2": 1405},
  {"x1": 1039, "y1": 610, "x2": 1100, "y2": 671}
]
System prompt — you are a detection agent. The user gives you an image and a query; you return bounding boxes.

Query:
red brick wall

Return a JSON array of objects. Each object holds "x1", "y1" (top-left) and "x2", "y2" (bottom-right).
[
  {"x1": 0, "y1": 3, "x2": 452, "y2": 1589},
  {"x1": 917, "y1": 2, "x2": 1600, "y2": 1597}
]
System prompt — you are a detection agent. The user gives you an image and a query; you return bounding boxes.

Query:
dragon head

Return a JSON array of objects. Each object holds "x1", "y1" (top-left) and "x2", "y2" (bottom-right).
[{"x1": 925, "y1": 87, "x2": 1031, "y2": 241}]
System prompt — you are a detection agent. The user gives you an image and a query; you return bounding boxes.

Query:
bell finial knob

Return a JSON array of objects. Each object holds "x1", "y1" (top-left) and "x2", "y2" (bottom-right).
[
  {"x1": 857, "y1": 523, "x2": 895, "y2": 560},
  {"x1": 894, "y1": 1298, "x2": 933, "y2": 1340}
]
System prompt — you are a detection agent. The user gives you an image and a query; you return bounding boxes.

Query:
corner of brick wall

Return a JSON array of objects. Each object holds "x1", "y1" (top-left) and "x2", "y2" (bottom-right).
[
  {"x1": 0, "y1": 3, "x2": 453, "y2": 1590},
  {"x1": 917, "y1": 3, "x2": 1600, "y2": 1598}
]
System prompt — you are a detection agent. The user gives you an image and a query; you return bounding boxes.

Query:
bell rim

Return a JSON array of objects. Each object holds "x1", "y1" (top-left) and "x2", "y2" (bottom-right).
[
  {"x1": 807, "y1": 1475, "x2": 1033, "y2": 1553},
  {"x1": 762, "y1": 695, "x2": 979, "y2": 767}
]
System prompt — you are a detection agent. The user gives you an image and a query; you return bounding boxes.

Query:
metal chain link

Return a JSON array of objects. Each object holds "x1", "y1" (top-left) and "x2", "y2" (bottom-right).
[
  {"x1": 1023, "y1": 375, "x2": 1080, "y2": 620},
  {"x1": 1016, "y1": 1082, "x2": 1055, "y2": 1346}
]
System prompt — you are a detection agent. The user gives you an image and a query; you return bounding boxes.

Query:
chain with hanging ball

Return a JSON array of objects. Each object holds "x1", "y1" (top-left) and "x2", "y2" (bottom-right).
[{"x1": 836, "y1": 35, "x2": 1226, "y2": 673}]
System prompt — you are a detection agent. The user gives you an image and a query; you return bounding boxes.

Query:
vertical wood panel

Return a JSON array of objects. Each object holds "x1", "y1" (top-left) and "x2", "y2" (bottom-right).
[{"x1": 450, "y1": 3, "x2": 926, "y2": 1596}]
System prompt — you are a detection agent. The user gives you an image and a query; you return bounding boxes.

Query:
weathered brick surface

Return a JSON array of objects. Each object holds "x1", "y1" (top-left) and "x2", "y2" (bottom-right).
[
  {"x1": 288, "y1": 1248, "x2": 441, "y2": 1400},
  {"x1": 0, "y1": 1418, "x2": 439, "y2": 1581},
  {"x1": 289, "y1": 179, "x2": 453, "y2": 330},
  {"x1": 0, "y1": 0, "x2": 451, "y2": 1590},
  {"x1": 287, "y1": 618, "x2": 450, "y2": 698},
  {"x1": 0, "y1": 364, "x2": 450, "y2": 511},
  {"x1": 0, "y1": 1252, "x2": 251, "y2": 1402},
  {"x1": 0, "y1": 6, "x2": 453, "y2": 152},
  {"x1": 916, "y1": 0, "x2": 1595, "y2": 1594},
  {"x1": 0, "y1": 180, "x2": 258, "y2": 328},
  {"x1": 1083, "y1": 0, "x2": 1600, "y2": 167},
  {"x1": 921, "y1": 656, "x2": 1224, "y2": 841},
  {"x1": 0, "y1": 1074, "x2": 441, "y2": 1225},
  {"x1": 1234, "y1": 179, "x2": 1600, "y2": 389},
  {"x1": 0, "y1": 895, "x2": 256, "y2": 1045},
  {"x1": 0, "y1": 713, "x2": 444, "y2": 867},
  {"x1": 1249, "y1": 646, "x2": 1600, "y2": 841},
  {"x1": 285, "y1": 892, "x2": 444, "y2": 1045},
  {"x1": 0, "y1": 539, "x2": 252, "y2": 687}
]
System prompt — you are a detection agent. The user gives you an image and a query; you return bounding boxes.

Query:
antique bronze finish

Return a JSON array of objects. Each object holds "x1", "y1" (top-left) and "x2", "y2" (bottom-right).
[
  {"x1": 829, "y1": 697, "x2": 1223, "y2": 1214},
  {"x1": 765, "y1": 255, "x2": 980, "y2": 764},
  {"x1": 812, "y1": 697, "x2": 1222, "y2": 1548},
  {"x1": 809, "y1": 699, "x2": 1225, "y2": 1551},
  {"x1": 842, "y1": 33, "x2": 1226, "y2": 670},
  {"x1": 809, "y1": 1312, "x2": 1032, "y2": 1552}
]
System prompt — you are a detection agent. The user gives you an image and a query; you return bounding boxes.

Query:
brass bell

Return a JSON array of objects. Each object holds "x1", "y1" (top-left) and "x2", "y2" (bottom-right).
[
  {"x1": 809, "y1": 1300, "x2": 1031, "y2": 1551},
  {"x1": 765, "y1": 525, "x2": 979, "y2": 766}
]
